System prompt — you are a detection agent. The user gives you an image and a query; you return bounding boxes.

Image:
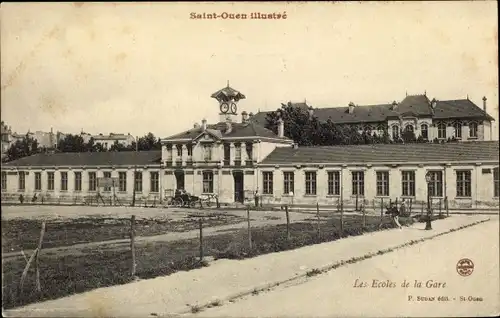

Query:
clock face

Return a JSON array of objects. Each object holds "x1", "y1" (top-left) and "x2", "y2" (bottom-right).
[
  {"x1": 230, "y1": 102, "x2": 237, "y2": 114},
  {"x1": 220, "y1": 103, "x2": 229, "y2": 113}
]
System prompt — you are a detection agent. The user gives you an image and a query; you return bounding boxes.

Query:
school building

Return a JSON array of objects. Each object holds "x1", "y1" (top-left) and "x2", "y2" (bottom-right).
[{"x1": 1, "y1": 85, "x2": 499, "y2": 209}]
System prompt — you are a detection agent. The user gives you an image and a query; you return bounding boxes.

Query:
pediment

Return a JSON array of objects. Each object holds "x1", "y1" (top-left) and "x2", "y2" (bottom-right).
[{"x1": 193, "y1": 131, "x2": 221, "y2": 143}]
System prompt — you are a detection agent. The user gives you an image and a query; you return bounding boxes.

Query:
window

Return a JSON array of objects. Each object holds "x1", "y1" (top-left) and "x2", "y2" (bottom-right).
[
  {"x1": 437, "y1": 122, "x2": 446, "y2": 139},
  {"x1": 203, "y1": 144, "x2": 212, "y2": 161},
  {"x1": 327, "y1": 171, "x2": 340, "y2": 195},
  {"x1": 88, "y1": 172, "x2": 97, "y2": 191},
  {"x1": 469, "y1": 122, "x2": 478, "y2": 138},
  {"x1": 74, "y1": 172, "x2": 82, "y2": 192},
  {"x1": 18, "y1": 171, "x2": 25, "y2": 191},
  {"x1": 427, "y1": 171, "x2": 443, "y2": 197},
  {"x1": 376, "y1": 171, "x2": 390, "y2": 196},
  {"x1": 60, "y1": 172, "x2": 68, "y2": 191},
  {"x1": 392, "y1": 125, "x2": 399, "y2": 140},
  {"x1": 187, "y1": 144, "x2": 193, "y2": 157},
  {"x1": 404, "y1": 125, "x2": 414, "y2": 133},
  {"x1": 134, "y1": 171, "x2": 142, "y2": 192},
  {"x1": 150, "y1": 172, "x2": 159, "y2": 193},
  {"x1": 454, "y1": 122, "x2": 462, "y2": 138},
  {"x1": 352, "y1": 171, "x2": 364, "y2": 196},
  {"x1": 494, "y1": 168, "x2": 499, "y2": 197},
  {"x1": 305, "y1": 171, "x2": 317, "y2": 195},
  {"x1": 1, "y1": 171, "x2": 6, "y2": 191},
  {"x1": 103, "y1": 172, "x2": 112, "y2": 192},
  {"x1": 176, "y1": 145, "x2": 183, "y2": 157},
  {"x1": 283, "y1": 172, "x2": 294, "y2": 195},
  {"x1": 235, "y1": 144, "x2": 242, "y2": 160},
  {"x1": 262, "y1": 172, "x2": 273, "y2": 194},
  {"x1": 166, "y1": 145, "x2": 173, "y2": 160},
  {"x1": 202, "y1": 171, "x2": 214, "y2": 193},
  {"x1": 421, "y1": 124, "x2": 428, "y2": 140},
  {"x1": 119, "y1": 172, "x2": 127, "y2": 192},
  {"x1": 401, "y1": 171, "x2": 416, "y2": 197},
  {"x1": 35, "y1": 172, "x2": 42, "y2": 191},
  {"x1": 47, "y1": 172, "x2": 55, "y2": 191},
  {"x1": 246, "y1": 143, "x2": 253, "y2": 161},
  {"x1": 456, "y1": 170, "x2": 471, "y2": 197}
]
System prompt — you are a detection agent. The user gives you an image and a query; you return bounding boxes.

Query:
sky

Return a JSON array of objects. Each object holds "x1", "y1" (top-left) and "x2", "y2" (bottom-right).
[{"x1": 1, "y1": 1, "x2": 498, "y2": 139}]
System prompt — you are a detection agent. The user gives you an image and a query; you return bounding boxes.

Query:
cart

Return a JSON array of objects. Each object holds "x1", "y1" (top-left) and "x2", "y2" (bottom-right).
[{"x1": 163, "y1": 189, "x2": 202, "y2": 208}]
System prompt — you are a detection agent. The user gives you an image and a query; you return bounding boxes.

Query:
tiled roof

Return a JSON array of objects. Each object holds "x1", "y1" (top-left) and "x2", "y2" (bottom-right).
[
  {"x1": 2, "y1": 151, "x2": 162, "y2": 167},
  {"x1": 211, "y1": 86, "x2": 246, "y2": 101},
  {"x1": 434, "y1": 99, "x2": 494, "y2": 120},
  {"x1": 260, "y1": 141, "x2": 499, "y2": 165},
  {"x1": 252, "y1": 95, "x2": 494, "y2": 126},
  {"x1": 162, "y1": 121, "x2": 292, "y2": 142}
]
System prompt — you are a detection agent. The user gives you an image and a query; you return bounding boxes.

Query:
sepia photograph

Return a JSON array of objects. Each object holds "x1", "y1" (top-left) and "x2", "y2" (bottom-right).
[{"x1": 1, "y1": 1, "x2": 499, "y2": 317}]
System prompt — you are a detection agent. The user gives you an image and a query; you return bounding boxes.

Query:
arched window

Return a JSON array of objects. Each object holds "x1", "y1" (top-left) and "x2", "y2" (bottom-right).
[
  {"x1": 469, "y1": 122, "x2": 478, "y2": 138},
  {"x1": 420, "y1": 124, "x2": 428, "y2": 140},
  {"x1": 453, "y1": 122, "x2": 462, "y2": 138},
  {"x1": 392, "y1": 125, "x2": 400, "y2": 140},
  {"x1": 405, "y1": 125, "x2": 414, "y2": 132},
  {"x1": 437, "y1": 122, "x2": 447, "y2": 139}
]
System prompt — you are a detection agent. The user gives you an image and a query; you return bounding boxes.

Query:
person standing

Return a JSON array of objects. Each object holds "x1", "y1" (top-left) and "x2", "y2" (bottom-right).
[
  {"x1": 400, "y1": 198, "x2": 407, "y2": 217},
  {"x1": 386, "y1": 202, "x2": 402, "y2": 229}
]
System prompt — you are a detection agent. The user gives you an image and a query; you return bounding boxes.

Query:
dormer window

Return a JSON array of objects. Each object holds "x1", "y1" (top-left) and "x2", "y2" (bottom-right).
[
  {"x1": 203, "y1": 144, "x2": 212, "y2": 161},
  {"x1": 469, "y1": 122, "x2": 478, "y2": 138}
]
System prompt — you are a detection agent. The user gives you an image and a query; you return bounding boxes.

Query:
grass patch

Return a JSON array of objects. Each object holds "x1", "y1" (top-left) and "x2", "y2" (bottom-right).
[
  {"x1": 1, "y1": 214, "x2": 245, "y2": 253},
  {"x1": 2, "y1": 214, "x2": 413, "y2": 310},
  {"x1": 306, "y1": 268, "x2": 322, "y2": 277}
]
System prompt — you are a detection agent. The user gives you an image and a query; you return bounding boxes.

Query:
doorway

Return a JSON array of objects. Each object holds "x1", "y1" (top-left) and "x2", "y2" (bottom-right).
[
  {"x1": 174, "y1": 170, "x2": 185, "y2": 190},
  {"x1": 233, "y1": 171, "x2": 244, "y2": 203}
]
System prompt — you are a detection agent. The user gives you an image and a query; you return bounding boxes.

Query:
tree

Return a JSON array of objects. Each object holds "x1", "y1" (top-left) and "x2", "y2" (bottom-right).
[
  {"x1": 135, "y1": 133, "x2": 162, "y2": 151},
  {"x1": 57, "y1": 134, "x2": 87, "y2": 152},
  {"x1": 4, "y1": 135, "x2": 39, "y2": 162},
  {"x1": 110, "y1": 140, "x2": 132, "y2": 152}
]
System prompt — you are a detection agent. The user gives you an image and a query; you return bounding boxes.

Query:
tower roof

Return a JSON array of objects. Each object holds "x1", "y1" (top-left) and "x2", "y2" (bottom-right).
[{"x1": 211, "y1": 84, "x2": 246, "y2": 102}]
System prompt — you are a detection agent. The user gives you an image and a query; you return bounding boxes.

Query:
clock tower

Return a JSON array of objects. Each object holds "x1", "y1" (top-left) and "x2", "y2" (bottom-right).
[{"x1": 211, "y1": 81, "x2": 246, "y2": 123}]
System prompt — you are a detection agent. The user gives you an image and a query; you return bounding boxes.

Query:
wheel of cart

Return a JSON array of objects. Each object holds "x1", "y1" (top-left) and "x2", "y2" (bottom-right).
[
  {"x1": 162, "y1": 189, "x2": 175, "y2": 208},
  {"x1": 174, "y1": 197, "x2": 184, "y2": 207}
]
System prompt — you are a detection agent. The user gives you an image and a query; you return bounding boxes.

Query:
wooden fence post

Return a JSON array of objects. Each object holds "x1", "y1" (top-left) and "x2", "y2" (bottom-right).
[
  {"x1": 20, "y1": 221, "x2": 46, "y2": 295},
  {"x1": 340, "y1": 200, "x2": 344, "y2": 235},
  {"x1": 409, "y1": 198, "x2": 413, "y2": 214},
  {"x1": 355, "y1": 194, "x2": 359, "y2": 211},
  {"x1": 380, "y1": 198, "x2": 384, "y2": 225},
  {"x1": 316, "y1": 202, "x2": 321, "y2": 239},
  {"x1": 362, "y1": 201, "x2": 366, "y2": 228},
  {"x1": 285, "y1": 205, "x2": 291, "y2": 241},
  {"x1": 247, "y1": 206, "x2": 252, "y2": 249},
  {"x1": 446, "y1": 196, "x2": 449, "y2": 216},
  {"x1": 199, "y1": 218, "x2": 204, "y2": 261},
  {"x1": 439, "y1": 198, "x2": 442, "y2": 216},
  {"x1": 130, "y1": 215, "x2": 136, "y2": 278}
]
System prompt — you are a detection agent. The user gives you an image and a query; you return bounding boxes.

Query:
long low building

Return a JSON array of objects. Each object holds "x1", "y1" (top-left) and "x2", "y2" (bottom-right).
[{"x1": 1, "y1": 141, "x2": 498, "y2": 209}]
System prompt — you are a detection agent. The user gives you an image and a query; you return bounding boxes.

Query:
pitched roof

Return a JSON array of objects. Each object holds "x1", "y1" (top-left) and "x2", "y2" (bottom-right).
[
  {"x1": 260, "y1": 141, "x2": 499, "y2": 165},
  {"x1": 434, "y1": 99, "x2": 494, "y2": 121},
  {"x1": 252, "y1": 94, "x2": 494, "y2": 126},
  {"x1": 210, "y1": 86, "x2": 246, "y2": 101},
  {"x1": 2, "y1": 151, "x2": 162, "y2": 167},
  {"x1": 162, "y1": 121, "x2": 292, "y2": 142}
]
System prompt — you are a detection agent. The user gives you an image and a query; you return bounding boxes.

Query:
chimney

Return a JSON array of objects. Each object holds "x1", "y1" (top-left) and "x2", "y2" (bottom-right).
[
  {"x1": 201, "y1": 119, "x2": 207, "y2": 131},
  {"x1": 225, "y1": 117, "x2": 232, "y2": 134},
  {"x1": 308, "y1": 106, "x2": 314, "y2": 118},
  {"x1": 391, "y1": 101, "x2": 398, "y2": 111},
  {"x1": 241, "y1": 111, "x2": 249, "y2": 123},
  {"x1": 277, "y1": 118, "x2": 284, "y2": 138},
  {"x1": 431, "y1": 98, "x2": 437, "y2": 109},
  {"x1": 483, "y1": 96, "x2": 487, "y2": 112},
  {"x1": 348, "y1": 102, "x2": 355, "y2": 114},
  {"x1": 193, "y1": 122, "x2": 200, "y2": 129}
]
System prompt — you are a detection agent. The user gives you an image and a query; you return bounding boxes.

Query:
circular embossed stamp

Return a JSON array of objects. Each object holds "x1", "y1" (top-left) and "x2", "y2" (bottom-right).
[{"x1": 456, "y1": 258, "x2": 474, "y2": 277}]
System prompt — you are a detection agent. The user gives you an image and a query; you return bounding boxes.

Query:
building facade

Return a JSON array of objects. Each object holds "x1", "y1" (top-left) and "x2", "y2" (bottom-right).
[
  {"x1": 1, "y1": 87, "x2": 498, "y2": 209},
  {"x1": 253, "y1": 93, "x2": 495, "y2": 142},
  {"x1": 91, "y1": 133, "x2": 135, "y2": 149}
]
